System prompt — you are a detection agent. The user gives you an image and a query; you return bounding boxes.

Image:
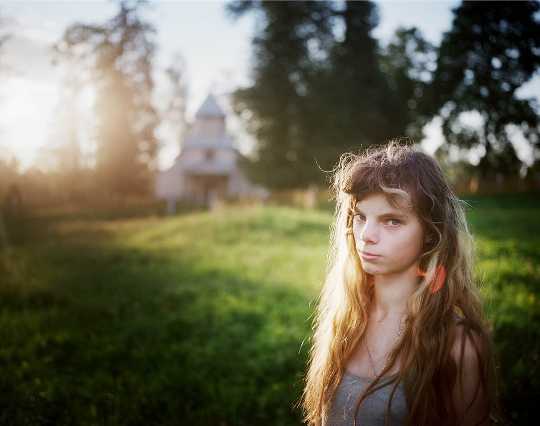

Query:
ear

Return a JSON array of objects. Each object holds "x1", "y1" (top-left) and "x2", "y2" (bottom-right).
[{"x1": 424, "y1": 233, "x2": 436, "y2": 247}]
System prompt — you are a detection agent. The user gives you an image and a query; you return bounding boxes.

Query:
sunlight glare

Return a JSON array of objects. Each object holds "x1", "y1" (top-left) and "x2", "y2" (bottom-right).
[{"x1": 0, "y1": 77, "x2": 59, "y2": 170}]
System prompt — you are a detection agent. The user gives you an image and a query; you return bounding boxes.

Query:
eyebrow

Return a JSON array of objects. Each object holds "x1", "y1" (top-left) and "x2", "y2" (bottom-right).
[{"x1": 353, "y1": 207, "x2": 409, "y2": 219}]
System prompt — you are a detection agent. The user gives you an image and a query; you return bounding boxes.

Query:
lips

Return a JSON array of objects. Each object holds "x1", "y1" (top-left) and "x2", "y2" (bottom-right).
[
  {"x1": 361, "y1": 251, "x2": 380, "y2": 257},
  {"x1": 360, "y1": 251, "x2": 381, "y2": 261}
]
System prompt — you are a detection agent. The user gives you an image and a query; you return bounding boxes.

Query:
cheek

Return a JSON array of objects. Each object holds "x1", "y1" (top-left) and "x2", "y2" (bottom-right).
[{"x1": 390, "y1": 228, "x2": 424, "y2": 256}]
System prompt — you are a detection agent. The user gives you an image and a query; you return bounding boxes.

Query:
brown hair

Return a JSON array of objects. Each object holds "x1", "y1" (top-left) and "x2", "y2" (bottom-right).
[{"x1": 297, "y1": 138, "x2": 503, "y2": 425}]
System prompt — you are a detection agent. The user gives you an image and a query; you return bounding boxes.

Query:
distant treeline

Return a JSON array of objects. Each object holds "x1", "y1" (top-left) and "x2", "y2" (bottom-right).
[
  {"x1": 226, "y1": 0, "x2": 540, "y2": 190},
  {"x1": 0, "y1": 0, "x2": 539, "y2": 206}
]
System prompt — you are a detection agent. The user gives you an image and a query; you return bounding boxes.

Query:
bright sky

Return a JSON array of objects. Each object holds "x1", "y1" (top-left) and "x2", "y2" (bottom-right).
[{"x1": 0, "y1": 0, "x2": 538, "y2": 172}]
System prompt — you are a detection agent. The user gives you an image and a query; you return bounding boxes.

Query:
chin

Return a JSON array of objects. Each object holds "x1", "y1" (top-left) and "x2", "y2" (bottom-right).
[{"x1": 361, "y1": 263, "x2": 379, "y2": 273}]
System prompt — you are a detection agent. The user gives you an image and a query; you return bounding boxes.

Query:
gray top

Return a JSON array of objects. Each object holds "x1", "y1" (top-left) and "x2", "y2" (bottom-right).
[{"x1": 325, "y1": 371, "x2": 408, "y2": 426}]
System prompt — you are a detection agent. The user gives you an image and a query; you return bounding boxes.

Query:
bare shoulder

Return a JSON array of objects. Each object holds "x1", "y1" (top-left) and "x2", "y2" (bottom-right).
[
  {"x1": 450, "y1": 319, "x2": 485, "y2": 365},
  {"x1": 449, "y1": 319, "x2": 491, "y2": 425}
]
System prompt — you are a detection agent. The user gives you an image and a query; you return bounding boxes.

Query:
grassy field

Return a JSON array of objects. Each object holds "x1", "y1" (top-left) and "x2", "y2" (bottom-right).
[{"x1": 0, "y1": 193, "x2": 539, "y2": 425}]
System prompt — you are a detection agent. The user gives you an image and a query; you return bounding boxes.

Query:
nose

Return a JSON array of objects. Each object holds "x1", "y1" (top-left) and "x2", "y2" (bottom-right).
[{"x1": 357, "y1": 219, "x2": 379, "y2": 244}]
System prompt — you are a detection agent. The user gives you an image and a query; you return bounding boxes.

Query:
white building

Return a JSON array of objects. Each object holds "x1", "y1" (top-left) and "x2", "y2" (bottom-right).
[{"x1": 155, "y1": 93, "x2": 269, "y2": 212}]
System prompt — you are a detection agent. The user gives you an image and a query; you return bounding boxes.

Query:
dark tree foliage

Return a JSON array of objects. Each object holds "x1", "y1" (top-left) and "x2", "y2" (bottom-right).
[
  {"x1": 427, "y1": 0, "x2": 540, "y2": 178},
  {"x1": 298, "y1": 1, "x2": 406, "y2": 184},
  {"x1": 55, "y1": 0, "x2": 158, "y2": 195},
  {"x1": 380, "y1": 27, "x2": 438, "y2": 143},
  {"x1": 321, "y1": 1, "x2": 399, "y2": 147},
  {"x1": 227, "y1": 1, "x2": 410, "y2": 190},
  {"x1": 226, "y1": 1, "x2": 335, "y2": 189}
]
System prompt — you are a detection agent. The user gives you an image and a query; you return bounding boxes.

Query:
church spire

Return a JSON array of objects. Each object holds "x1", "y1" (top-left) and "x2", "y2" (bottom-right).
[{"x1": 195, "y1": 93, "x2": 225, "y2": 119}]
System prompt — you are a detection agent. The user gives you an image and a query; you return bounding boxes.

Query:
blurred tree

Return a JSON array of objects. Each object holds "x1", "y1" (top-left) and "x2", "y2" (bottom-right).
[
  {"x1": 426, "y1": 0, "x2": 540, "y2": 180},
  {"x1": 226, "y1": 1, "x2": 423, "y2": 189},
  {"x1": 54, "y1": 0, "x2": 158, "y2": 195},
  {"x1": 226, "y1": 0, "x2": 335, "y2": 189},
  {"x1": 0, "y1": 156, "x2": 19, "y2": 197},
  {"x1": 297, "y1": 1, "x2": 403, "y2": 182},
  {"x1": 164, "y1": 52, "x2": 189, "y2": 149},
  {"x1": 380, "y1": 26, "x2": 438, "y2": 143},
  {"x1": 315, "y1": 1, "x2": 403, "y2": 150},
  {"x1": 0, "y1": 157, "x2": 20, "y2": 248}
]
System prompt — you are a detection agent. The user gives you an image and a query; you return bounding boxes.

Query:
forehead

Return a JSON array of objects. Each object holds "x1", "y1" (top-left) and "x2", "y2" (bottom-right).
[{"x1": 355, "y1": 193, "x2": 414, "y2": 215}]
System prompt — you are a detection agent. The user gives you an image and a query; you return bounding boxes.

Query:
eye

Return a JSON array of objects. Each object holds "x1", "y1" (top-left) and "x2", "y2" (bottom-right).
[
  {"x1": 353, "y1": 213, "x2": 403, "y2": 228},
  {"x1": 352, "y1": 214, "x2": 365, "y2": 224}
]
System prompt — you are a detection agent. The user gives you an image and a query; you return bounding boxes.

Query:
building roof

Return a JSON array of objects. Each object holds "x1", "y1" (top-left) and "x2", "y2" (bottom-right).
[{"x1": 195, "y1": 93, "x2": 225, "y2": 119}]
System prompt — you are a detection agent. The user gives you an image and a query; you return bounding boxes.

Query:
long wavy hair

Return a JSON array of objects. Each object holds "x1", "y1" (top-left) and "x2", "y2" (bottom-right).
[{"x1": 298, "y1": 139, "x2": 502, "y2": 426}]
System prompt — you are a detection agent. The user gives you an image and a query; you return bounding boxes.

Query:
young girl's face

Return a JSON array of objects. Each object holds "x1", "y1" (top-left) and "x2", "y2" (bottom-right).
[{"x1": 352, "y1": 192, "x2": 425, "y2": 276}]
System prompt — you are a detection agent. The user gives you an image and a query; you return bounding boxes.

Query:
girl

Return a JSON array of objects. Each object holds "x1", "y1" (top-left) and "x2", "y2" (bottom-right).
[{"x1": 299, "y1": 140, "x2": 502, "y2": 426}]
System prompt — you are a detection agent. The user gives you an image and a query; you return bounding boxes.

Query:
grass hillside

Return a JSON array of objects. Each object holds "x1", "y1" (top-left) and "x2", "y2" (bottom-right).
[{"x1": 0, "y1": 193, "x2": 538, "y2": 425}]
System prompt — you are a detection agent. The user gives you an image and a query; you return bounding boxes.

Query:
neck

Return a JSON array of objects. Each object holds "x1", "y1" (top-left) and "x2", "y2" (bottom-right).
[{"x1": 369, "y1": 262, "x2": 419, "y2": 321}]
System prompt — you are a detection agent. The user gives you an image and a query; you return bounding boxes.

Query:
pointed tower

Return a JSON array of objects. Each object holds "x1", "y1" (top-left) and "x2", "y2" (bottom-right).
[
  {"x1": 155, "y1": 93, "x2": 269, "y2": 211},
  {"x1": 182, "y1": 93, "x2": 233, "y2": 151}
]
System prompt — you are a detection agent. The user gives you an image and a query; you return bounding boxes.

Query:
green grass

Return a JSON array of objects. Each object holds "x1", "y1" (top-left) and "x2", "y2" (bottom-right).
[
  {"x1": 0, "y1": 193, "x2": 539, "y2": 425},
  {"x1": 464, "y1": 194, "x2": 540, "y2": 423}
]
